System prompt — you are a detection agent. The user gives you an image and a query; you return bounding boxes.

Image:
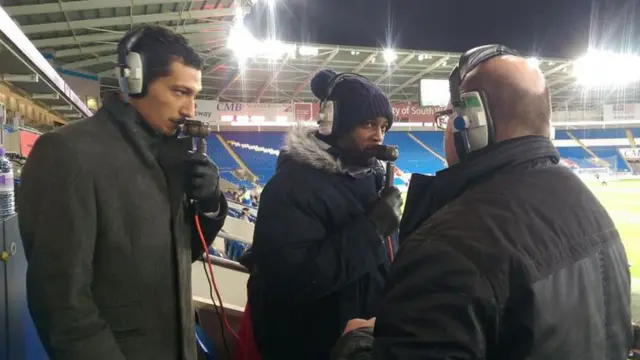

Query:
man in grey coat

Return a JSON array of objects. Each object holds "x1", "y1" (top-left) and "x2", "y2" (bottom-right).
[{"x1": 17, "y1": 25, "x2": 227, "y2": 360}]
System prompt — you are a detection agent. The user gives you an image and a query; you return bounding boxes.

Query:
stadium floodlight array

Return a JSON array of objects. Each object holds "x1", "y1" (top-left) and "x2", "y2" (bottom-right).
[{"x1": 573, "y1": 50, "x2": 640, "y2": 88}]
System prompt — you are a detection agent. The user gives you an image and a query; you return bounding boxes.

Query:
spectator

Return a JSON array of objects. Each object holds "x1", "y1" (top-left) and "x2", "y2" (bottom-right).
[
  {"x1": 331, "y1": 45, "x2": 631, "y2": 360},
  {"x1": 241, "y1": 207, "x2": 252, "y2": 222}
]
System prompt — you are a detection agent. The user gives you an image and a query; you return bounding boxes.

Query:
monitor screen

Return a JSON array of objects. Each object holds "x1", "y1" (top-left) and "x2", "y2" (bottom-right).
[{"x1": 419, "y1": 79, "x2": 449, "y2": 107}]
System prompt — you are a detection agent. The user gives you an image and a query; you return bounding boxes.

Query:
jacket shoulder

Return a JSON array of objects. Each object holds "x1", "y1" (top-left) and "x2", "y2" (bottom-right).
[
  {"x1": 413, "y1": 164, "x2": 615, "y2": 289},
  {"x1": 55, "y1": 108, "x2": 114, "y2": 137},
  {"x1": 51, "y1": 109, "x2": 120, "y2": 153}
]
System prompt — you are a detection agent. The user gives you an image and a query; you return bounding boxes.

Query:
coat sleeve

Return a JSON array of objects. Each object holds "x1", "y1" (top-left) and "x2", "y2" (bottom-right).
[
  {"x1": 331, "y1": 237, "x2": 499, "y2": 360},
  {"x1": 17, "y1": 132, "x2": 127, "y2": 360},
  {"x1": 252, "y1": 183, "x2": 385, "y2": 302},
  {"x1": 190, "y1": 194, "x2": 228, "y2": 262}
]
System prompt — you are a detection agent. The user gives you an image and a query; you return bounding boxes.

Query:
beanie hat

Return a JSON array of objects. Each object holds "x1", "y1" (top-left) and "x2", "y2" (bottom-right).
[{"x1": 310, "y1": 69, "x2": 394, "y2": 138}]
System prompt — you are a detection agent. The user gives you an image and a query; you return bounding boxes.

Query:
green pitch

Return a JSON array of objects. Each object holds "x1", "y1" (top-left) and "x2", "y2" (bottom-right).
[
  {"x1": 588, "y1": 179, "x2": 640, "y2": 278},
  {"x1": 588, "y1": 179, "x2": 640, "y2": 320}
]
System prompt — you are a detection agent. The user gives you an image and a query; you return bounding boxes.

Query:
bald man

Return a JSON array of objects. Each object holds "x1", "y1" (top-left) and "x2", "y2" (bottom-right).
[{"x1": 330, "y1": 45, "x2": 631, "y2": 360}]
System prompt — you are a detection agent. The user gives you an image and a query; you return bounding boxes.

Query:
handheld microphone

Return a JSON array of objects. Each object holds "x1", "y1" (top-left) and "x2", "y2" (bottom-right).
[
  {"x1": 367, "y1": 145, "x2": 399, "y2": 162},
  {"x1": 178, "y1": 119, "x2": 211, "y2": 155},
  {"x1": 385, "y1": 162, "x2": 395, "y2": 188},
  {"x1": 366, "y1": 145, "x2": 399, "y2": 189}
]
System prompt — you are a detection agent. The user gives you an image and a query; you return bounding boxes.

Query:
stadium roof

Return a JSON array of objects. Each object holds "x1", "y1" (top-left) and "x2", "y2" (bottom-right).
[{"x1": 4, "y1": 0, "x2": 640, "y2": 111}]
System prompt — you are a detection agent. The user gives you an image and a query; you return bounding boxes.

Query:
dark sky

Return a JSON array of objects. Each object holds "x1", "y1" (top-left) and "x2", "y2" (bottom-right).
[{"x1": 245, "y1": 0, "x2": 640, "y2": 59}]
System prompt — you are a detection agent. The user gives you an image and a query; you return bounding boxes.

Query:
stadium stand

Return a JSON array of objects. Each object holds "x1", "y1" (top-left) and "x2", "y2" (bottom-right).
[
  {"x1": 208, "y1": 128, "x2": 640, "y2": 188},
  {"x1": 590, "y1": 146, "x2": 630, "y2": 172},
  {"x1": 383, "y1": 132, "x2": 444, "y2": 176},
  {"x1": 206, "y1": 135, "x2": 242, "y2": 184},
  {"x1": 222, "y1": 132, "x2": 284, "y2": 184},
  {"x1": 410, "y1": 131, "x2": 446, "y2": 157}
]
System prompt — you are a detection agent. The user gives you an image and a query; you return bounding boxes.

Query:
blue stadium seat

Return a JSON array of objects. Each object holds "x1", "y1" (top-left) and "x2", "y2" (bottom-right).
[
  {"x1": 553, "y1": 130, "x2": 573, "y2": 140},
  {"x1": 212, "y1": 128, "x2": 639, "y2": 187},
  {"x1": 570, "y1": 128, "x2": 628, "y2": 139},
  {"x1": 384, "y1": 132, "x2": 445, "y2": 176},
  {"x1": 410, "y1": 131, "x2": 446, "y2": 157},
  {"x1": 195, "y1": 323, "x2": 217, "y2": 360},
  {"x1": 554, "y1": 128, "x2": 638, "y2": 171},
  {"x1": 556, "y1": 147, "x2": 596, "y2": 168},
  {"x1": 207, "y1": 135, "x2": 242, "y2": 185},
  {"x1": 221, "y1": 132, "x2": 285, "y2": 185},
  {"x1": 590, "y1": 146, "x2": 632, "y2": 172}
]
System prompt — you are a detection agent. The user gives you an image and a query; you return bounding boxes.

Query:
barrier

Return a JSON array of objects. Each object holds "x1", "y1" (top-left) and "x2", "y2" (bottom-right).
[
  {"x1": 0, "y1": 215, "x2": 48, "y2": 360},
  {"x1": 202, "y1": 254, "x2": 249, "y2": 274}
]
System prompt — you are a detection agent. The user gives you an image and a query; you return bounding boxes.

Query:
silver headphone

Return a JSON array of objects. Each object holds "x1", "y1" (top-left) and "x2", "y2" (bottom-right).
[
  {"x1": 114, "y1": 28, "x2": 146, "y2": 100},
  {"x1": 316, "y1": 72, "x2": 371, "y2": 136}
]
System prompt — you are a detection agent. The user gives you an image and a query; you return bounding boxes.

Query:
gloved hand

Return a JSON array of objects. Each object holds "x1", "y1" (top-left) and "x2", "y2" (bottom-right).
[
  {"x1": 185, "y1": 152, "x2": 221, "y2": 212},
  {"x1": 367, "y1": 187, "x2": 403, "y2": 237}
]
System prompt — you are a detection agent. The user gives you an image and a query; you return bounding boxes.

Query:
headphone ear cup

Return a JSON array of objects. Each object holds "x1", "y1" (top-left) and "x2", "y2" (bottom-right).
[
  {"x1": 116, "y1": 28, "x2": 146, "y2": 96},
  {"x1": 317, "y1": 101, "x2": 334, "y2": 136},
  {"x1": 125, "y1": 52, "x2": 144, "y2": 95}
]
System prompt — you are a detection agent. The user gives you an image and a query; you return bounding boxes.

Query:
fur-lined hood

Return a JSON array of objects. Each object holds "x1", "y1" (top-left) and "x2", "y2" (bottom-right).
[
  {"x1": 280, "y1": 126, "x2": 344, "y2": 174},
  {"x1": 279, "y1": 126, "x2": 386, "y2": 180}
]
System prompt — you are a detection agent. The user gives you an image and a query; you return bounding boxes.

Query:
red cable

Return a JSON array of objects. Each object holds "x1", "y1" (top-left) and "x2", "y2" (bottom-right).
[
  {"x1": 194, "y1": 214, "x2": 245, "y2": 356},
  {"x1": 387, "y1": 236, "x2": 394, "y2": 262}
]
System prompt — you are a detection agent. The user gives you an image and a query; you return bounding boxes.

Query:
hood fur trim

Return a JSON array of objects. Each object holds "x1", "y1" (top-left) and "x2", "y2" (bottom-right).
[{"x1": 282, "y1": 126, "x2": 343, "y2": 174}]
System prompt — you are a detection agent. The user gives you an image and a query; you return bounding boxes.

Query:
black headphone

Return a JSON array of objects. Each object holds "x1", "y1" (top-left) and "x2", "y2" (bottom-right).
[
  {"x1": 448, "y1": 44, "x2": 521, "y2": 161},
  {"x1": 317, "y1": 72, "x2": 371, "y2": 135},
  {"x1": 115, "y1": 27, "x2": 147, "y2": 100}
]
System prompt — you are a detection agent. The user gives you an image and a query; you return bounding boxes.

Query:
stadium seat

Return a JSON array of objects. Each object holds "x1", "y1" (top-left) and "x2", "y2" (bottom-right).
[
  {"x1": 210, "y1": 128, "x2": 639, "y2": 184},
  {"x1": 207, "y1": 135, "x2": 243, "y2": 185},
  {"x1": 195, "y1": 322, "x2": 218, "y2": 360}
]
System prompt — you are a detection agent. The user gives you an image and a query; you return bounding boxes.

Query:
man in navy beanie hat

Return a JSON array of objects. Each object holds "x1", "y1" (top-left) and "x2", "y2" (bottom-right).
[
  {"x1": 242, "y1": 69, "x2": 403, "y2": 360},
  {"x1": 310, "y1": 69, "x2": 395, "y2": 141}
]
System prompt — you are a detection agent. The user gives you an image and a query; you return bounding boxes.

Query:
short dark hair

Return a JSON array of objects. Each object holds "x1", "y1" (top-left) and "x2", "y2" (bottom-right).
[{"x1": 118, "y1": 25, "x2": 202, "y2": 94}]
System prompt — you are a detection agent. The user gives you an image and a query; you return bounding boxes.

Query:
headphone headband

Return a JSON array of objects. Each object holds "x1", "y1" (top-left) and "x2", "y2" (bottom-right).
[
  {"x1": 317, "y1": 72, "x2": 371, "y2": 135},
  {"x1": 118, "y1": 27, "x2": 145, "y2": 71},
  {"x1": 450, "y1": 45, "x2": 521, "y2": 105},
  {"x1": 322, "y1": 73, "x2": 370, "y2": 102}
]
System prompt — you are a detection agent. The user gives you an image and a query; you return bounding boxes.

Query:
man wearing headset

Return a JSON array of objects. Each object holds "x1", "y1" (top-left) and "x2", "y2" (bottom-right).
[
  {"x1": 330, "y1": 45, "x2": 631, "y2": 360},
  {"x1": 240, "y1": 69, "x2": 403, "y2": 360},
  {"x1": 18, "y1": 26, "x2": 227, "y2": 360}
]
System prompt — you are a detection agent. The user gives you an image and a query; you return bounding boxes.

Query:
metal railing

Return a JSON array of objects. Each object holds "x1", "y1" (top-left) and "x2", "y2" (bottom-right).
[
  {"x1": 199, "y1": 254, "x2": 249, "y2": 274},
  {"x1": 218, "y1": 230, "x2": 252, "y2": 245}
]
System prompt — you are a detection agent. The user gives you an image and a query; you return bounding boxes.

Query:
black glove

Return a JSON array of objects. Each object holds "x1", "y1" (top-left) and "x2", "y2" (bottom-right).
[
  {"x1": 185, "y1": 152, "x2": 221, "y2": 212},
  {"x1": 367, "y1": 187, "x2": 403, "y2": 237}
]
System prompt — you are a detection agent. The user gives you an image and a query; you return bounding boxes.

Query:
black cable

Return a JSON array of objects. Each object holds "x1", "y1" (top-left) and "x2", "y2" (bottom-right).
[{"x1": 200, "y1": 256, "x2": 231, "y2": 359}]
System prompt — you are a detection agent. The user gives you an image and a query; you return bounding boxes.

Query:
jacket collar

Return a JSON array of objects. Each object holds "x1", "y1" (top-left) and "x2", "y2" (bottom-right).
[
  {"x1": 101, "y1": 93, "x2": 193, "y2": 217},
  {"x1": 102, "y1": 93, "x2": 161, "y2": 169},
  {"x1": 399, "y1": 135, "x2": 560, "y2": 243},
  {"x1": 280, "y1": 126, "x2": 384, "y2": 179}
]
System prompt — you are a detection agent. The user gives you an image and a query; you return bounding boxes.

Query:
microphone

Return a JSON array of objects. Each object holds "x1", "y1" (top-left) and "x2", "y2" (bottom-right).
[
  {"x1": 178, "y1": 119, "x2": 211, "y2": 155},
  {"x1": 367, "y1": 145, "x2": 399, "y2": 162},
  {"x1": 385, "y1": 161, "x2": 395, "y2": 188},
  {"x1": 365, "y1": 145, "x2": 399, "y2": 188}
]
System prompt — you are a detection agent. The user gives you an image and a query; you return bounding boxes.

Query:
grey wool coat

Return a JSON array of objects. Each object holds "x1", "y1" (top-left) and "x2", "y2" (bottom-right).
[{"x1": 17, "y1": 94, "x2": 227, "y2": 360}]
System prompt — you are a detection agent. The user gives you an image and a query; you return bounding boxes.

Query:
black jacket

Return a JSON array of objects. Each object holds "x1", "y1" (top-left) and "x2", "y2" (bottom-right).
[
  {"x1": 246, "y1": 127, "x2": 392, "y2": 360},
  {"x1": 17, "y1": 95, "x2": 227, "y2": 360},
  {"x1": 331, "y1": 136, "x2": 631, "y2": 360}
]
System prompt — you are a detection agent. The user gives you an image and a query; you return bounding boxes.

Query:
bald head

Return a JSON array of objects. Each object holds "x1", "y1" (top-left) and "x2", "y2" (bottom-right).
[{"x1": 461, "y1": 55, "x2": 551, "y2": 141}]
